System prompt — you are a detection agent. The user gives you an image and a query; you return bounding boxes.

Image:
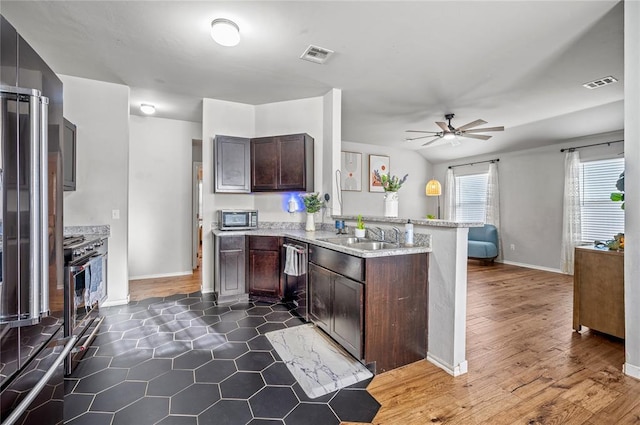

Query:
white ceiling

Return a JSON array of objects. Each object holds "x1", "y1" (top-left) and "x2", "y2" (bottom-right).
[{"x1": 1, "y1": 1, "x2": 624, "y2": 164}]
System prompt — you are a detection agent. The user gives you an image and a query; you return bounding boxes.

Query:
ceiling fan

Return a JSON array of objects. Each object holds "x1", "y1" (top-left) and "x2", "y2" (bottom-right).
[{"x1": 406, "y1": 113, "x2": 504, "y2": 146}]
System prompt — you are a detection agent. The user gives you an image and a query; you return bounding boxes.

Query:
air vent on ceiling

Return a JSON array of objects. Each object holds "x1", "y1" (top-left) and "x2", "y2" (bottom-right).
[
  {"x1": 300, "y1": 45, "x2": 334, "y2": 64},
  {"x1": 582, "y1": 76, "x2": 618, "y2": 89}
]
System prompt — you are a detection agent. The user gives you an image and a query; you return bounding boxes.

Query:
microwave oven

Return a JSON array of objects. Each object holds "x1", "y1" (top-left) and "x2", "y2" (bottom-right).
[{"x1": 218, "y1": 210, "x2": 258, "y2": 231}]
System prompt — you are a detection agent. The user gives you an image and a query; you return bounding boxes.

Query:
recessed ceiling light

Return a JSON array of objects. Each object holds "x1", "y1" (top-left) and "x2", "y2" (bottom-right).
[
  {"x1": 140, "y1": 104, "x2": 156, "y2": 114},
  {"x1": 211, "y1": 18, "x2": 240, "y2": 47}
]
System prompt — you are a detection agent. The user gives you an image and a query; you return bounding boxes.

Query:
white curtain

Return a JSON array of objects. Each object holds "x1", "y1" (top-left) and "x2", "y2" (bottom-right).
[
  {"x1": 561, "y1": 150, "x2": 582, "y2": 274},
  {"x1": 444, "y1": 168, "x2": 456, "y2": 221},
  {"x1": 485, "y1": 161, "x2": 502, "y2": 260}
]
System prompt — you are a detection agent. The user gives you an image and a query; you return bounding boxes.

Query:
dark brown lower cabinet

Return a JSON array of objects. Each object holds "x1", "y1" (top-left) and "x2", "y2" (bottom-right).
[
  {"x1": 309, "y1": 263, "x2": 364, "y2": 360},
  {"x1": 248, "y1": 236, "x2": 282, "y2": 298},
  {"x1": 215, "y1": 235, "x2": 246, "y2": 298},
  {"x1": 308, "y1": 244, "x2": 428, "y2": 373}
]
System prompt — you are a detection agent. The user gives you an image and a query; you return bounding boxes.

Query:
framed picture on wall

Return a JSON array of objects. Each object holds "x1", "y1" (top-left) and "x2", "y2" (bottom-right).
[
  {"x1": 340, "y1": 151, "x2": 362, "y2": 191},
  {"x1": 369, "y1": 154, "x2": 390, "y2": 192}
]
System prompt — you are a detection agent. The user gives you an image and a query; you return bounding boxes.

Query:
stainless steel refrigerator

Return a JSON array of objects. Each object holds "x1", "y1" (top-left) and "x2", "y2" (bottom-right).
[{"x1": 0, "y1": 15, "x2": 68, "y2": 425}]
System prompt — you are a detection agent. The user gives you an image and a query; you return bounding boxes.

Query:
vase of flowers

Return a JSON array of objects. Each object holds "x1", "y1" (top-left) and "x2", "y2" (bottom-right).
[
  {"x1": 301, "y1": 192, "x2": 323, "y2": 231},
  {"x1": 374, "y1": 170, "x2": 408, "y2": 217}
]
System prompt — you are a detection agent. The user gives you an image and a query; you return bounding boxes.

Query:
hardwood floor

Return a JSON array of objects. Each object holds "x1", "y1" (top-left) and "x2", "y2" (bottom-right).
[
  {"x1": 128, "y1": 259, "x2": 639, "y2": 424},
  {"x1": 363, "y1": 262, "x2": 640, "y2": 425},
  {"x1": 129, "y1": 252, "x2": 201, "y2": 301}
]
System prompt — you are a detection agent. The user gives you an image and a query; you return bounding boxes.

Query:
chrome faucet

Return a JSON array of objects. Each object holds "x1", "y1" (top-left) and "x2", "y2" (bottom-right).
[
  {"x1": 368, "y1": 226, "x2": 385, "y2": 241},
  {"x1": 390, "y1": 226, "x2": 401, "y2": 244}
]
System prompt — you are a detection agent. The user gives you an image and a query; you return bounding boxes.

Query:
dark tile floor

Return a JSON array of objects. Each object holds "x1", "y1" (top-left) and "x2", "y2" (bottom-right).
[{"x1": 64, "y1": 292, "x2": 380, "y2": 425}]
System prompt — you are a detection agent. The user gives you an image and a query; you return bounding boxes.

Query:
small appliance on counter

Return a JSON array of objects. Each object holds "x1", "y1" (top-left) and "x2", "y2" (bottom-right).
[{"x1": 218, "y1": 209, "x2": 258, "y2": 231}]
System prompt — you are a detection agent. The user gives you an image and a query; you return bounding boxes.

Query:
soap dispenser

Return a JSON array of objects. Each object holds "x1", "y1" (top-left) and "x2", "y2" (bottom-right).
[{"x1": 405, "y1": 220, "x2": 414, "y2": 246}]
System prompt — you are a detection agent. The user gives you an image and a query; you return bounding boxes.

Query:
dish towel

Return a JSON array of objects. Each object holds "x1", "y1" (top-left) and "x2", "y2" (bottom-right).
[
  {"x1": 88, "y1": 256, "x2": 104, "y2": 306},
  {"x1": 284, "y1": 245, "x2": 306, "y2": 276}
]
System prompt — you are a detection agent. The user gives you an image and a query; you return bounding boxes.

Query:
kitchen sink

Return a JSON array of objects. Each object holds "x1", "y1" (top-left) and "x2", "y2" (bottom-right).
[
  {"x1": 318, "y1": 237, "x2": 399, "y2": 250},
  {"x1": 318, "y1": 237, "x2": 370, "y2": 245},
  {"x1": 350, "y1": 241, "x2": 398, "y2": 250}
]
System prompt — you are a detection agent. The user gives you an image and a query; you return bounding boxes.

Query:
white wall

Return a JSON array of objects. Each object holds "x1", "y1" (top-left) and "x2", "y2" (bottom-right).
[
  {"x1": 624, "y1": 0, "x2": 640, "y2": 379},
  {"x1": 61, "y1": 75, "x2": 130, "y2": 306},
  {"x1": 432, "y1": 130, "x2": 624, "y2": 271},
  {"x1": 128, "y1": 115, "x2": 202, "y2": 279},
  {"x1": 340, "y1": 141, "x2": 431, "y2": 220}
]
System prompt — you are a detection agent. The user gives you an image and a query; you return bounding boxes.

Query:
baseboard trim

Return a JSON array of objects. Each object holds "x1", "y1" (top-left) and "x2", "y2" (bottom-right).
[
  {"x1": 499, "y1": 260, "x2": 562, "y2": 274},
  {"x1": 130, "y1": 271, "x2": 192, "y2": 280},
  {"x1": 623, "y1": 362, "x2": 640, "y2": 380},
  {"x1": 427, "y1": 353, "x2": 468, "y2": 377},
  {"x1": 101, "y1": 297, "x2": 129, "y2": 307}
]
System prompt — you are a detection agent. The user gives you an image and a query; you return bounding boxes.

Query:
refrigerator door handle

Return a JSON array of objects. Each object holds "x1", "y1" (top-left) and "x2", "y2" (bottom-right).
[
  {"x1": 28, "y1": 91, "x2": 42, "y2": 323},
  {"x1": 39, "y1": 95, "x2": 49, "y2": 317}
]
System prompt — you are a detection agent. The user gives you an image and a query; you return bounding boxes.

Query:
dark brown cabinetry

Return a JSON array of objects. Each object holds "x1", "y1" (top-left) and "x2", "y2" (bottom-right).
[
  {"x1": 214, "y1": 235, "x2": 246, "y2": 298},
  {"x1": 214, "y1": 135, "x2": 250, "y2": 193},
  {"x1": 308, "y1": 244, "x2": 428, "y2": 373},
  {"x1": 251, "y1": 133, "x2": 314, "y2": 192},
  {"x1": 248, "y1": 236, "x2": 282, "y2": 298},
  {"x1": 573, "y1": 246, "x2": 624, "y2": 339},
  {"x1": 63, "y1": 118, "x2": 77, "y2": 191},
  {"x1": 309, "y1": 262, "x2": 363, "y2": 359}
]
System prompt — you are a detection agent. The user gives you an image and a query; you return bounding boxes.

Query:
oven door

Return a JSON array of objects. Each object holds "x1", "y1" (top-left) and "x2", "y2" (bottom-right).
[{"x1": 64, "y1": 253, "x2": 107, "y2": 375}]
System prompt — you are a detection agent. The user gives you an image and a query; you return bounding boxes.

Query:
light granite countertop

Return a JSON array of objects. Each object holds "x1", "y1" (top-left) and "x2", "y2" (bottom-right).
[
  {"x1": 212, "y1": 227, "x2": 431, "y2": 258},
  {"x1": 333, "y1": 215, "x2": 483, "y2": 228}
]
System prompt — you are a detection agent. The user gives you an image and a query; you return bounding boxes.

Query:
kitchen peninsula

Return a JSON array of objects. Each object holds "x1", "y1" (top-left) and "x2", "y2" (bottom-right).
[
  {"x1": 212, "y1": 214, "x2": 480, "y2": 376},
  {"x1": 332, "y1": 215, "x2": 481, "y2": 377}
]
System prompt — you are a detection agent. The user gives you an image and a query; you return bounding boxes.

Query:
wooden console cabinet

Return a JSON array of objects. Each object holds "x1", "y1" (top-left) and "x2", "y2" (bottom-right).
[{"x1": 573, "y1": 246, "x2": 624, "y2": 339}]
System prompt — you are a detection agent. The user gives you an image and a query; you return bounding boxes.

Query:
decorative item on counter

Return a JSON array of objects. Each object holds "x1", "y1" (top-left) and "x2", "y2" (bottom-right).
[
  {"x1": 301, "y1": 192, "x2": 323, "y2": 232},
  {"x1": 373, "y1": 170, "x2": 408, "y2": 218},
  {"x1": 355, "y1": 215, "x2": 366, "y2": 238},
  {"x1": 287, "y1": 196, "x2": 298, "y2": 213},
  {"x1": 610, "y1": 171, "x2": 625, "y2": 210},
  {"x1": 335, "y1": 220, "x2": 347, "y2": 235},
  {"x1": 607, "y1": 233, "x2": 625, "y2": 251}
]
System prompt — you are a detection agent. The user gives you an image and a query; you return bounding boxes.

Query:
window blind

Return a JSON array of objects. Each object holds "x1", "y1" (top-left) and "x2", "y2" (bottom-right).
[
  {"x1": 455, "y1": 173, "x2": 488, "y2": 222},
  {"x1": 580, "y1": 157, "x2": 624, "y2": 242}
]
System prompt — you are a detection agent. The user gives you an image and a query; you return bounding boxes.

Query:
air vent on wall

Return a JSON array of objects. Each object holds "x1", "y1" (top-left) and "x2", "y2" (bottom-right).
[
  {"x1": 582, "y1": 76, "x2": 618, "y2": 89},
  {"x1": 300, "y1": 45, "x2": 334, "y2": 64}
]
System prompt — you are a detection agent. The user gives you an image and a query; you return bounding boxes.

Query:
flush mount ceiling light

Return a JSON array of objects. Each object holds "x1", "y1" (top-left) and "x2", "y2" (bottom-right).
[
  {"x1": 210, "y1": 18, "x2": 240, "y2": 47},
  {"x1": 140, "y1": 104, "x2": 155, "y2": 115}
]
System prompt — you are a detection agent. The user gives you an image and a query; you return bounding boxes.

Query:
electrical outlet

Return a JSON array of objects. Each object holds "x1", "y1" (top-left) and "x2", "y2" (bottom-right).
[
  {"x1": 510, "y1": 243, "x2": 516, "y2": 251},
  {"x1": 112, "y1": 209, "x2": 120, "y2": 220}
]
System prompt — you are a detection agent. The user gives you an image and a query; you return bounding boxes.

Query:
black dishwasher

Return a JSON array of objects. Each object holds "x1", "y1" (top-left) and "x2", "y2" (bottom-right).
[{"x1": 282, "y1": 238, "x2": 309, "y2": 321}]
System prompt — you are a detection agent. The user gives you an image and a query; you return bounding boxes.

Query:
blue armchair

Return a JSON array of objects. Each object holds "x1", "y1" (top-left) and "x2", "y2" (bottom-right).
[{"x1": 468, "y1": 224, "x2": 499, "y2": 262}]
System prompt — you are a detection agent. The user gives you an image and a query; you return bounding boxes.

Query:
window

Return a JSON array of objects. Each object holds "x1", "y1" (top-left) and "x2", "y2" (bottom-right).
[
  {"x1": 580, "y1": 157, "x2": 624, "y2": 242},
  {"x1": 455, "y1": 173, "x2": 488, "y2": 222}
]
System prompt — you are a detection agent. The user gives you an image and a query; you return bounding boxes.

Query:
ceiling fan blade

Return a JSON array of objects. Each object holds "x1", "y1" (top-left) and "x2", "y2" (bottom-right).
[
  {"x1": 436, "y1": 122, "x2": 449, "y2": 132},
  {"x1": 455, "y1": 119, "x2": 487, "y2": 131},
  {"x1": 406, "y1": 130, "x2": 439, "y2": 133},
  {"x1": 406, "y1": 134, "x2": 439, "y2": 141},
  {"x1": 422, "y1": 137, "x2": 441, "y2": 147},
  {"x1": 464, "y1": 126, "x2": 504, "y2": 133},
  {"x1": 458, "y1": 133, "x2": 492, "y2": 140}
]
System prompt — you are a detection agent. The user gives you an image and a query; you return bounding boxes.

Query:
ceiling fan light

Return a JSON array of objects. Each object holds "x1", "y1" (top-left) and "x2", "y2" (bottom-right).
[
  {"x1": 443, "y1": 132, "x2": 456, "y2": 140},
  {"x1": 211, "y1": 18, "x2": 240, "y2": 47}
]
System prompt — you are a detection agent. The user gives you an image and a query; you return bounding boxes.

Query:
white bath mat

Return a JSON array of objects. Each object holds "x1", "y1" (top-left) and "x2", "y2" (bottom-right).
[{"x1": 265, "y1": 324, "x2": 372, "y2": 399}]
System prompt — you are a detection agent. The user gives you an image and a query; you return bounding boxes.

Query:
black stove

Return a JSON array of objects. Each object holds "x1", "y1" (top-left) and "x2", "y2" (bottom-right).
[{"x1": 63, "y1": 235, "x2": 106, "y2": 265}]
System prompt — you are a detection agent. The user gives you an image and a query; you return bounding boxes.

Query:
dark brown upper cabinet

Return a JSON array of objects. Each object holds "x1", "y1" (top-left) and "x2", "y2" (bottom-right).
[
  {"x1": 63, "y1": 118, "x2": 77, "y2": 191},
  {"x1": 251, "y1": 133, "x2": 314, "y2": 192},
  {"x1": 214, "y1": 135, "x2": 251, "y2": 193}
]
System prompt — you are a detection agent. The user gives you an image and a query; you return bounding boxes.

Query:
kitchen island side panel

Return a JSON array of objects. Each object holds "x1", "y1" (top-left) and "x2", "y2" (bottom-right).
[{"x1": 364, "y1": 253, "x2": 428, "y2": 373}]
